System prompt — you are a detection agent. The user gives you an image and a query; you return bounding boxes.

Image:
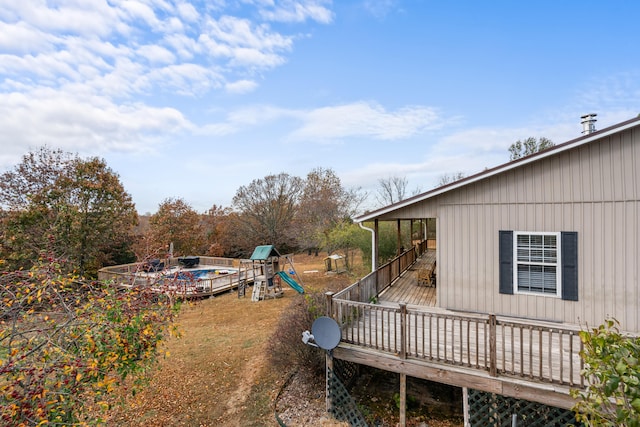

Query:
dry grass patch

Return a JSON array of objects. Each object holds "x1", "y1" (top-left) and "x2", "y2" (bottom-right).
[
  {"x1": 102, "y1": 253, "x2": 462, "y2": 426},
  {"x1": 105, "y1": 253, "x2": 352, "y2": 427},
  {"x1": 106, "y1": 289, "x2": 292, "y2": 426}
]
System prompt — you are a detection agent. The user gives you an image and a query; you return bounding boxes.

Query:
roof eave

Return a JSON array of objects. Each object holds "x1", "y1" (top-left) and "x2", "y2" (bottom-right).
[{"x1": 354, "y1": 116, "x2": 640, "y2": 223}]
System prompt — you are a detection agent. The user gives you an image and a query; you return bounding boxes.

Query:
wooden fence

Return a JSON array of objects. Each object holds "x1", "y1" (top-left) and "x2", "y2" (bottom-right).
[{"x1": 98, "y1": 256, "x2": 234, "y2": 278}]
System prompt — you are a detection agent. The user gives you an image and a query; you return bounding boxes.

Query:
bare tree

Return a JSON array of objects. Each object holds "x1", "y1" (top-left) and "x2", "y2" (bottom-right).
[
  {"x1": 509, "y1": 137, "x2": 554, "y2": 160},
  {"x1": 437, "y1": 172, "x2": 466, "y2": 187},
  {"x1": 295, "y1": 167, "x2": 366, "y2": 254},
  {"x1": 232, "y1": 172, "x2": 304, "y2": 254},
  {"x1": 376, "y1": 175, "x2": 409, "y2": 206}
]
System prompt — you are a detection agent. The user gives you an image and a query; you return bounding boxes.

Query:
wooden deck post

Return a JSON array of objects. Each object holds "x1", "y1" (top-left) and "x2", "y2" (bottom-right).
[
  {"x1": 326, "y1": 351, "x2": 333, "y2": 413},
  {"x1": 489, "y1": 314, "x2": 497, "y2": 377},
  {"x1": 325, "y1": 291, "x2": 334, "y2": 317},
  {"x1": 463, "y1": 387, "x2": 470, "y2": 427},
  {"x1": 374, "y1": 219, "x2": 379, "y2": 270},
  {"x1": 399, "y1": 303, "x2": 408, "y2": 427},
  {"x1": 400, "y1": 303, "x2": 407, "y2": 359},
  {"x1": 399, "y1": 373, "x2": 407, "y2": 427},
  {"x1": 397, "y1": 219, "x2": 402, "y2": 256},
  {"x1": 325, "y1": 292, "x2": 335, "y2": 415}
]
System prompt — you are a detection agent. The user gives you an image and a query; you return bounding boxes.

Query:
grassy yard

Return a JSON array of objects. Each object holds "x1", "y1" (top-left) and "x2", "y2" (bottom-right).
[
  {"x1": 105, "y1": 254, "x2": 353, "y2": 426},
  {"x1": 104, "y1": 253, "x2": 462, "y2": 426}
]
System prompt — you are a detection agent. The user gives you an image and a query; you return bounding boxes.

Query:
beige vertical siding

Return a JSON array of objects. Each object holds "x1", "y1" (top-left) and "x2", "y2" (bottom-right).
[{"x1": 396, "y1": 127, "x2": 640, "y2": 331}]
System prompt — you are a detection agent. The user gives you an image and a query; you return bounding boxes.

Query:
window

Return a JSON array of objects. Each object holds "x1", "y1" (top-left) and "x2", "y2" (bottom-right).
[
  {"x1": 514, "y1": 232, "x2": 560, "y2": 296},
  {"x1": 499, "y1": 230, "x2": 578, "y2": 301}
]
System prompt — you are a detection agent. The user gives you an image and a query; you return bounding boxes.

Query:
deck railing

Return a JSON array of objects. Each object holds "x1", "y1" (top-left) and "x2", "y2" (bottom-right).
[
  {"x1": 329, "y1": 298, "x2": 585, "y2": 387},
  {"x1": 98, "y1": 256, "x2": 235, "y2": 278},
  {"x1": 330, "y1": 243, "x2": 586, "y2": 388},
  {"x1": 333, "y1": 244, "x2": 423, "y2": 303},
  {"x1": 97, "y1": 256, "x2": 253, "y2": 297}
]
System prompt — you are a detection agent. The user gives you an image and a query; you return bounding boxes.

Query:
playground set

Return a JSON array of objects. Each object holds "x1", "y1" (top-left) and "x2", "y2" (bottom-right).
[
  {"x1": 99, "y1": 244, "x2": 304, "y2": 301},
  {"x1": 238, "y1": 245, "x2": 304, "y2": 301}
]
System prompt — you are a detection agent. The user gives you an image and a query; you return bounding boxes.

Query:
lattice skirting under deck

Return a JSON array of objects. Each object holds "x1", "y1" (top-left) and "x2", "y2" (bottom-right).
[{"x1": 467, "y1": 389, "x2": 582, "y2": 427}]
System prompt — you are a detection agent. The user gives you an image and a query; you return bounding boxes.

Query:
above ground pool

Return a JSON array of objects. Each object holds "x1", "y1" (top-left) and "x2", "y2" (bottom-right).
[{"x1": 164, "y1": 267, "x2": 238, "y2": 281}]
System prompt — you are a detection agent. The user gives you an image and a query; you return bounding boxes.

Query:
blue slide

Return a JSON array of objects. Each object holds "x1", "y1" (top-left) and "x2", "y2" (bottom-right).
[{"x1": 276, "y1": 271, "x2": 304, "y2": 294}]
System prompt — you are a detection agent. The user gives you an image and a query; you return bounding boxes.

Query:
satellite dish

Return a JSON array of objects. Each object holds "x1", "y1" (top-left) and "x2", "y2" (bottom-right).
[{"x1": 311, "y1": 316, "x2": 341, "y2": 350}]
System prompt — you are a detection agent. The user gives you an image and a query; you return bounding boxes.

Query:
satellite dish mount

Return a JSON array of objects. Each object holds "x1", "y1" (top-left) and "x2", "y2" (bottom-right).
[{"x1": 302, "y1": 316, "x2": 341, "y2": 353}]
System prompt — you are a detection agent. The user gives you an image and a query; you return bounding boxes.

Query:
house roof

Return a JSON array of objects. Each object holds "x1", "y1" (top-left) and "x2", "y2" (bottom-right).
[
  {"x1": 355, "y1": 115, "x2": 640, "y2": 223},
  {"x1": 249, "y1": 245, "x2": 281, "y2": 260}
]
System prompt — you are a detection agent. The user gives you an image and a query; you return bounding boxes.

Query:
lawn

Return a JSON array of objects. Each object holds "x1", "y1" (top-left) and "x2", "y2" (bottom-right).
[
  {"x1": 104, "y1": 253, "x2": 462, "y2": 426},
  {"x1": 105, "y1": 254, "x2": 352, "y2": 426}
]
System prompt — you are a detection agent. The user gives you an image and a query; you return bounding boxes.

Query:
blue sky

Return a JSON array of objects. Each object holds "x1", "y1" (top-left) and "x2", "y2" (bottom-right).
[{"x1": 1, "y1": 1, "x2": 639, "y2": 214}]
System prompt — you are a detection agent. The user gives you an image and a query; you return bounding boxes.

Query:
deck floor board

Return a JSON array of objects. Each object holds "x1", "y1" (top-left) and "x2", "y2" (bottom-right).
[{"x1": 379, "y1": 250, "x2": 437, "y2": 307}]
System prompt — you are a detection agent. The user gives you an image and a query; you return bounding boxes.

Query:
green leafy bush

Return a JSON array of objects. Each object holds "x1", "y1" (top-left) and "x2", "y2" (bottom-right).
[{"x1": 572, "y1": 319, "x2": 640, "y2": 426}]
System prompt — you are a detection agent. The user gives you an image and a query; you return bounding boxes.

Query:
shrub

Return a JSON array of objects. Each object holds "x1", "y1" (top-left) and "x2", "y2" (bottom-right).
[
  {"x1": 0, "y1": 256, "x2": 180, "y2": 425},
  {"x1": 267, "y1": 291, "x2": 328, "y2": 380},
  {"x1": 572, "y1": 319, "x2": 640, "y2": 426}
]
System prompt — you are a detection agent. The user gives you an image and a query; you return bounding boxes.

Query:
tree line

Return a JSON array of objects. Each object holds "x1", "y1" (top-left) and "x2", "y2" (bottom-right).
[
  {"x1": 0, "y1": 147, "x2": 377, "y2": 277},
  {"x1": 0, "y1": 137, "x2": 556, "y2": 278}
]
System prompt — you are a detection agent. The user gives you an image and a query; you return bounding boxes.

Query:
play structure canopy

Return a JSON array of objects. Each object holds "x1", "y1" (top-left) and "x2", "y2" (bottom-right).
[{"x1": 249, "y1": 245, "x2": 281, "y2": 261}]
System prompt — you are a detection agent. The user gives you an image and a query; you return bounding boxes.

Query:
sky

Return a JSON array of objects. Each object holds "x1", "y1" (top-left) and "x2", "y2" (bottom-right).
[{"x1": 1, "y1": 1, "x2": 639, "y2": 215}]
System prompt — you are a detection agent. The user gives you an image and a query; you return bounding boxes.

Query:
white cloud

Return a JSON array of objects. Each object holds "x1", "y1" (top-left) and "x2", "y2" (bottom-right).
[
  {"x1": 146, "y1": 63, "x2": 223, "y2": 95},
  {"x1": 290, "y1": 102, "x2": 445, "y2": 141},
  {"x1": 0, "y1": 87, "x2": 192, "y2": 168},
  {"x1": 2, "y1": 1, "x2": 120, "y2": 37},
  {"x1": 225, "y1": 79, "x2": 258, "y2": 94},
  {"x1": 192, "y1": 104, "x2": 290, "y2": 136},
  {"x1": 362, "y1": 0, "x2": 400, "y2": 19},
  {"x1": 0, "y1": 1, "x2": 308, "y2": 102},
  {"x1": 257, "y1": 0, "x2": 334, "y2": 24},
  {"x1": 164, "y1": 33, "x2": 199, "y2": 60},
  {"x1": 176, "y1": 2, "x2": 199, "y2": 22},
  {"x1": 199, "y1": 16, "x2": 293, "y2": 69},
  {"x1": 194, "y1": 101, "x2": 448, "y2": 142},
  {"x1": 0, "y1": 22, "x2": 53, "y2": 53},
  {"x1": 119, "y1": 1, "x2": 161, "y2": 29},
  {"x1": 0, "y1": 0, "x2": 340, "y2": 173},
  {"x1": 570, "y1": 71, "x2": 640, "y2": 128},
  {"x1": 137, "y1": 44, "x2": 177, "y2": 64}
]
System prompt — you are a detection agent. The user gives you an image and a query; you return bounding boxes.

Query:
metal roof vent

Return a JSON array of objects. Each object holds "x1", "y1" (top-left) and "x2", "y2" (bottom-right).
[{"x1": 581, "y1": 113, "x2": 597, "y2": 135}]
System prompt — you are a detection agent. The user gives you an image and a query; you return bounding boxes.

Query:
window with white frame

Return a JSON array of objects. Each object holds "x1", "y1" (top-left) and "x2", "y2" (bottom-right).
[
  {"x1": 514, "y1": 232, "x2": 561, "y2": 296},
  {"x1": 499, "y1": 230, "x2": 577, "y2": 301}
]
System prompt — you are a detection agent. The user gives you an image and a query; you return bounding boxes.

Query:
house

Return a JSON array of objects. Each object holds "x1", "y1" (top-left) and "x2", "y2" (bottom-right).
[
  {"x1": 326, "y1": 115, "x2": 640, "y2": 426},
  {"x1": 357, "y1": 114, "x2": 640, "y2": 332}
]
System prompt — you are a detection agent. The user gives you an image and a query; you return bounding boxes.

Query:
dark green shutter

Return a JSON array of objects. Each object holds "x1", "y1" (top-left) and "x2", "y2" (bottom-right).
[
  {"x1": 499, "y1": 230, "x2": 513, "y2": 294},
  {"x1": 561, "y1": 231, "x2": 578, "y2": 301}
]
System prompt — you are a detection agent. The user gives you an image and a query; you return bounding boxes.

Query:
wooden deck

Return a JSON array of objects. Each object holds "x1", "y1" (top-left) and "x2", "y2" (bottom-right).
[
  {"x1": 98, "y1": 256, "x2": 261, "y2": 299},
  {"x1": 329, "y1": 249, "x2": 583, "y2": 410},
  {"x1": 378, "y1": 250, "x2": 436, "y2": 307}
]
